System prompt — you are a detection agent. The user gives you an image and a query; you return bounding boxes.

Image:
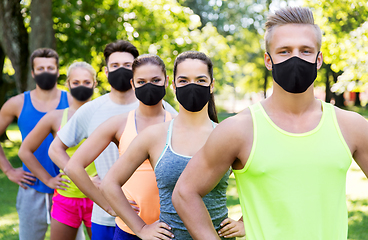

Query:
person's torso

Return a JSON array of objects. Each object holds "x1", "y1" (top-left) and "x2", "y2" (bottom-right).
[
  {"x1": 233, "y1": 101, "x2": 352, "y2": 240},
  {"x1": 155, "y1": 119, "x2": 232, "y2": 240},
  {"x1": 115, "y1": 109, "x2": 172, "y2": 235},
  {"x1": 57, "y1": 108, "x2": 97, "y2": 198},
  {"x1": 18, "y1": 90, "x2": 69, "y2": 193}
]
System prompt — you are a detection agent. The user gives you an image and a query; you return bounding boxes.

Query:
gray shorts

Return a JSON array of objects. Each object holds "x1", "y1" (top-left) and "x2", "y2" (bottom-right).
[{"x1": 16, "y1": 187, "x2": 52, "y2": 240}]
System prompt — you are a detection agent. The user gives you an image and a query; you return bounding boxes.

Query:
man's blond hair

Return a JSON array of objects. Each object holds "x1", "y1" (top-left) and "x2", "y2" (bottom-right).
[{"x1": 264, "y1": 7, "x2": 322, "y2": 52}]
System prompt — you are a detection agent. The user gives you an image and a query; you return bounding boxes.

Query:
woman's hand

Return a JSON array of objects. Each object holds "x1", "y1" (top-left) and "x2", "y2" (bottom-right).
[
  {"x1": 218, "y1": 217, "x2": 245, "y2": 238},
  {"x1": 138, "y1": 221, "x2": 174, "y2": 240}
]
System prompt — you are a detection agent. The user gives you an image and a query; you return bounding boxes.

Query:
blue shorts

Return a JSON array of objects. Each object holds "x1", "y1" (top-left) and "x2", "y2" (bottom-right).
[
  {"x1": 113, "y1": 225, "x2": 140, "y2": 240},
  {"x1": 91, "y1": 222, "x2": 115, "y2": 240}
]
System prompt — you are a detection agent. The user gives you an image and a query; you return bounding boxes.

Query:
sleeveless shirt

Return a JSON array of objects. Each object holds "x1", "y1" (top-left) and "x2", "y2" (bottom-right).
[
  {"x1": 233, "y1": 101, "x2": 352, "y2": 240},
  {"x1": 56, "y1": 108, "x2": 97, "y2": 198},
  {"x1": 154, "y1": 119, "x2": 233, "y2": 240},
  {"x1": 18, "y1": 90, "x2": 69, "y2": 193},
  {"x1": 116, "y1": 110, "x2": 172, "y2": 235}
]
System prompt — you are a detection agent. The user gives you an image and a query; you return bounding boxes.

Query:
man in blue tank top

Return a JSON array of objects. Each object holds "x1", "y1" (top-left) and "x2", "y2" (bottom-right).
[
  {"x1": 0, "y1": 48, "x2": 71, "y2": 240},
  {"x1": 173, "y1": 7, "x2": 368, "y2": 240}
]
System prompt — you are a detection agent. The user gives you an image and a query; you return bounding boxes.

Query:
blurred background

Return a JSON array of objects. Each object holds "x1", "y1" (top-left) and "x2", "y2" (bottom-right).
[
  {"x1": 1, "y1": 0, "x2": 368, "y2": 113},
  {"x1": 1, "y1": 1, "x2": 368, "y2": 239}
]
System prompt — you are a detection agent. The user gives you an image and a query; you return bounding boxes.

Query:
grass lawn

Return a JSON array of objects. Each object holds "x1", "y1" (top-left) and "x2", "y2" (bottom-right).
[{"x1": 1, "y1": 108, "x2": 368, "y2": 239}]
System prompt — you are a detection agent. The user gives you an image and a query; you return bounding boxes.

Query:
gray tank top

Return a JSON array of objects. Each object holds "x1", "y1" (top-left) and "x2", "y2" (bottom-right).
[{"x1": 154, "y1": 119, "x2": 233, "y2": 240}]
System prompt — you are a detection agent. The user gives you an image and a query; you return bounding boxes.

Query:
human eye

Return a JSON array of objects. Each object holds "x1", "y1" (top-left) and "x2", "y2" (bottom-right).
[{"x1": 137, "y1": 80, "x2": 145, "y2": 85}]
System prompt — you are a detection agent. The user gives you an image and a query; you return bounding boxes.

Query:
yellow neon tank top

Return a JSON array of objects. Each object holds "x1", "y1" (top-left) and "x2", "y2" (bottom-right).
[
  {"x1": 57, "y1": 108, "x2": 97, "y2": 198},
  {"x1": 233, "y1": 101, "x2": 352, "y2": 240}
]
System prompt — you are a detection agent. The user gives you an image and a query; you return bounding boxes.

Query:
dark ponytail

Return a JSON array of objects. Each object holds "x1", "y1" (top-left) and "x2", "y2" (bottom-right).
[{"x1": 173, "y1": 51, "x2": 218, "y2": 123}]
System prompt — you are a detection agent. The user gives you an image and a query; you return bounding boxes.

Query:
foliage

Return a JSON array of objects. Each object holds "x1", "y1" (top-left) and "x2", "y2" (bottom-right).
[{"x1": 307, "y1": 0, "x2": 368, "y2": 93}]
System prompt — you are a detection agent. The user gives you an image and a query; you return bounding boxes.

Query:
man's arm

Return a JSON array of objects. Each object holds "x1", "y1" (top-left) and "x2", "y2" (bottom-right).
[
  {"x1": 337, "y1": 108, "x2": 368, "y2": 177},
  {"x1": 172, "y1": 113, "x2": 251, "y2": 240},
  {"x1": 0, "y1": 95, "x2": 35, "y2": 188},
  {"x1": 18, "y1": 111, "x2": 68, "y2": 190}
]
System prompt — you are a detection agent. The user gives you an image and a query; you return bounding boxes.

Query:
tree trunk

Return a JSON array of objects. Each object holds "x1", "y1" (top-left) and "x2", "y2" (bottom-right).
[
  {"x1": 325, "y1": 67, "x2": 332, "y2": 103},
  {"x1": 332, "y1": 70, "x2": 345, "y2": 107},
  {"x1": 354, "y1": 92, "x2": 361, "y2": 107},
  {"x1": 0, "y1": 43, "x2": 12, "y2": 142},
  {"x1": 28, "y1": 0, "x2": 55, "y2": 90},
  {"x1": 0, "y1": 0, "x2": 29, "y2": 93}
]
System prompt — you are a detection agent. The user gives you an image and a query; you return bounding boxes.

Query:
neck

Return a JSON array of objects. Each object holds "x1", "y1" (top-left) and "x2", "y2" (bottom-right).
[
  {"x1": 266, "y1": 82, "x2": 317, "y2": 115},
  {"x1": 34, "y1": 86, "x2": 59, "y2": 101},
  {"x1": 175, "y1": 105, "x2": 211, "y2": 127},
  {"x1": 136, "y1": 101, "x2": 165, "y2": 117},
  {"x1": 109, "y1": 88, "x2": 137, "y2": 105},
  {"x1": 69, "y1": 98, "x2": 87, "y2": 111}
]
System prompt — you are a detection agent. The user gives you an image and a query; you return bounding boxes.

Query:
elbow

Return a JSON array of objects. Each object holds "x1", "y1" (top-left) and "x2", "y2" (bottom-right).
[
  {"x1": 48, "y1": 140, "x2": 58, "y2": 164},
  {"x1": 18, "y1": 145, "x2": 28, "y2": 163},
  {"x1": 172, "y1": 182, "x2": 187, "y2": 211}
]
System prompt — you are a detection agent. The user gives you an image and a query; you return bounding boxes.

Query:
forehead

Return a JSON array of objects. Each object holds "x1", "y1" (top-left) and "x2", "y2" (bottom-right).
[
  {"x1": 269, "y1": 24, "x2": 318, "y2": 51},
  {"x1": 108, "y1": 52, "x2": 134, "y2": 64},
  {"x1": 33, "y1": 57, "x2": 57, "y2": 67},
  {"x1": 69, "y1": 68, "x2": 93, "y2": 80},
  {"x1": 176, "y1": 59, "x2": 208, "y2": 75},
  {"x1": 133, "y1": 63, "x2": 164, "y2": 78}
]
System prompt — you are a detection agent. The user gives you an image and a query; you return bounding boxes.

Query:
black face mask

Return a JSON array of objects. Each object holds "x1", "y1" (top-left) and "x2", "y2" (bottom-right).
[
  {"x1": 176, "y1": 83, "x2": 211, "y2": 112},
  {"x1": 268, "y1": 52, "x2": 320, "y2": 94},
  {"x1": 70, "y1": 85, "x2": 94, "y2": 102},
  {"x1": 134, "y1": 83, "x2": 166, "y2": 106},
  {"x1": 34, "y1": 72, "x2": 58, "y2": 90},
  {"x1": 107, "y1": 67, "x2": 133, "y2": 92}
]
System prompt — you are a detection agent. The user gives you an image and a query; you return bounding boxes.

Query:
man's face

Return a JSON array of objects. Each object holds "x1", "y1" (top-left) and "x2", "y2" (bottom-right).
[
  {"x1": 105, "y1": 52, "x2": 134, "y2": 75},
  {"x1": 32, "y1": 57, "x2": 58, "y2": 77},
  {"x1": 265, "y1": 24, "x2": 322, "y2": 69}
]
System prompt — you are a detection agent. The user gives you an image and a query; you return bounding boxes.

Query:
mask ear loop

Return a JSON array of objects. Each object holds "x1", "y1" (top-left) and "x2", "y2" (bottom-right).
[
  {"x1": 267, "y1": 52, "x2": 275, "y2": 65},
  {"x1": 315, "y1": 51, "x2": 320, "y2": 63}
]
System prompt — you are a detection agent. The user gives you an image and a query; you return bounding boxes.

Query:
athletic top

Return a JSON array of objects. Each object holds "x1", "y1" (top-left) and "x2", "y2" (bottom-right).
[
  {"x1": 57, "y1": 93, "x2": 138, "y2": 226},
  {"x1": 233, "y1": 101, "x2": 352, "y2": 240},
  {"x1": 57, "y1": 93, "x2": 176, "y2": 226},
  {"x1": 18, "y1": 90, "x2": 69, "y2": 193},
  {"x1": 56, "y1": 108, "x2": 97, "y2": 198},
  {"x1": 154, "y1": 119, "x2": 233, "y2": 240},
  {"x1": 116, "y1": 109, "x2": 172, "y2": 235}
]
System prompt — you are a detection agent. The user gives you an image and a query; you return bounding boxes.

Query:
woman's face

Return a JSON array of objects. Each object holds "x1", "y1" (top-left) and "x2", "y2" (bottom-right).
[
  {"x1": 68, "y1": 68, "x2": 94, "y2": 89},
  {"x1": 174, "y1": 59, "x2": 211, "y2": 88},
  {"x1": 132, "y1": 63, "x2": 166, "y2": 88}
]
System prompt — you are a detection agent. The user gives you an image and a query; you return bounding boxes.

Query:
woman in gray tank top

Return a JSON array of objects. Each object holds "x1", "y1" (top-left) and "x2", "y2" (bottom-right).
[{"x1": 101, "y1": 51, "x2": 245, "y2": 240}]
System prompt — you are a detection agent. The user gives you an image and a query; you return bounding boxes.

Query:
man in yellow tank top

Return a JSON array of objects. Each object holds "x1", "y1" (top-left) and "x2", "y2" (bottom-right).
[{"x1": 172, "y1": 6, "x2": 368, "y2": 240}]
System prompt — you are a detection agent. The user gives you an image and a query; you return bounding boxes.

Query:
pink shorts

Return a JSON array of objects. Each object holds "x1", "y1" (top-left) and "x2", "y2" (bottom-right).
[{"x1": 51, "y1": 192, "x2": 93, "y2": 228}]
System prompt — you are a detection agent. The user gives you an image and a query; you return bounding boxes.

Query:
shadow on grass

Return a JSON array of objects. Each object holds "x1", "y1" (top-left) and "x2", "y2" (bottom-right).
[{"x1": 348, "y1": 199, "x2": 368, "y2": 240}]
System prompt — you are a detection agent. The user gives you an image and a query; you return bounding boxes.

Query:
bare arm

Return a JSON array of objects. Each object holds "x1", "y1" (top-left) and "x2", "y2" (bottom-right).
[
  {"x1": 101, "y1": 126, "x2": 173, "y2": 240},
  {"x1": 63, "y1": 115, "x2": 123, "y2": 216},
  {"x1": 18, "y1": 111, "x2": 68, "y2": 190},
  {"x1": 337, "y1": 108, "x2": 368, "y2": 178},
  {"x1": 172, "y1": 115, "x2": 250, "y2": 240},
  {"x1": 0, "y1": 95, "x2": 35, "y2": 188}
]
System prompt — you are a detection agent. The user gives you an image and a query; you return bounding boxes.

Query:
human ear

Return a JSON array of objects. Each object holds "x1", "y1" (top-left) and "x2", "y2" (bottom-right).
[
  {"x1": 210, "y1": 78, "x2": 215, "y2": 94},
  {"x1": 316, "y1": 52, "x2": 323, "y2": 70},
  {"x1": 264, "y1": 52, "x2": 272, "y2": 71},
  {"x1": 130, "y1": 79, "x2": 135, "y2": 90}
]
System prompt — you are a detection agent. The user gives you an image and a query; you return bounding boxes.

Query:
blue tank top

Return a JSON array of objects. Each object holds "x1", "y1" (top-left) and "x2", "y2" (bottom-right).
[
  {"x1": 18, "y1": 90, "x2": 69, "y2": 193},
  {"x1": 154, "y1": 119, "x2": 233, "y2": 240}
]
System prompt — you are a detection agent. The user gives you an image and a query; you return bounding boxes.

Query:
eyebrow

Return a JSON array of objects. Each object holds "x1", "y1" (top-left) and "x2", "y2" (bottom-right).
[
  {"x1": 136, "y1": 76, "x2": 161, "y2": 80},
  {"x1": 177, "y1": 75, "x2": 209, "y2": 79}
]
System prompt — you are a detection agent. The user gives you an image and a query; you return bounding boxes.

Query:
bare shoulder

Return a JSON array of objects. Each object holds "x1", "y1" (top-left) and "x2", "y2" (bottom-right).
[
  {"x1": 334, "y1": 106, "x2": 368, "y2": 151},
  {"x1": 334, "y1": 106, "x2": 368, "y2": 129},
  {"x1": 1, "y1": 93, "x2": 25, "y2": 117},
  {"x1": 216, "y1": 108, "x2": 253, "y2": 138},
  {"x1": 140, "y1": 121, "x2": 170, "y2": 141}
]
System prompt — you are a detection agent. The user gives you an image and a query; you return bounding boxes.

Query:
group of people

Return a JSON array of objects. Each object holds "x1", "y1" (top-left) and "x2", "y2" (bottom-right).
[{"x1": 0, "y1": 6, "x2": 368, "y2": 240}]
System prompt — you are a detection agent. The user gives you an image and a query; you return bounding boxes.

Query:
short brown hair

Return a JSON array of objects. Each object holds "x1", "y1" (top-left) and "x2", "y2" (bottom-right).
[
  {"x1": 30, "y1": 48, "x2": 59, "y2": 70},
  {"x1": 103, "y1": 40, "x2": 139, "y2": 65},
  {"x1": 264, "y1": 7, "x2": 322, "y2": 52}
]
